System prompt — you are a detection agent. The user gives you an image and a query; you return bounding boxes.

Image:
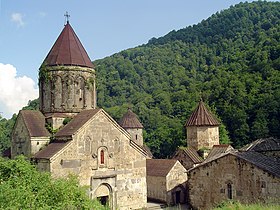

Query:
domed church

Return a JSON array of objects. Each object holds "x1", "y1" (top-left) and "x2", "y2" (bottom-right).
[{"x1": 11, "y1": 18, "x2": 148, "y2": 210}]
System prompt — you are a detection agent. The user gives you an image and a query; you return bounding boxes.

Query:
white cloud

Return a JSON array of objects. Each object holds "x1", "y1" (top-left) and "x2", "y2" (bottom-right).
[
  {"x1": 11, "y1": 13, "x2": 25, "y2": 27},
  {"x1": 0, "y1": 63, "x2": 38, "y2": 119}
]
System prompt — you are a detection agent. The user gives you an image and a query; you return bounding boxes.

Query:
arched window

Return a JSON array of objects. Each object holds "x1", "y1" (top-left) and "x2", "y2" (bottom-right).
[
  {"x1": 227, "y1": 183, "x2": 233, "y2": 199},
  {"x1": 100, "y1": 150, "x2": 105, "y2": 164}
]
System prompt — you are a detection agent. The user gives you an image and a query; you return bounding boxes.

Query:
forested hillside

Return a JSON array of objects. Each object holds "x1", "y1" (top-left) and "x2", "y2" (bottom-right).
[
  {"x1": 0, "y1": 1, "x2": 279, "y2": 158},
  {"x1": 94, "y1": 1, "x2": 280, "y2": 157}
]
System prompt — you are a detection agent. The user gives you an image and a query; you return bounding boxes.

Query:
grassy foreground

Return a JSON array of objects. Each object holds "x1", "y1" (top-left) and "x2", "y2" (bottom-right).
[{"x1": 213, "y1": 200, "x2": 280, "y2": 210}]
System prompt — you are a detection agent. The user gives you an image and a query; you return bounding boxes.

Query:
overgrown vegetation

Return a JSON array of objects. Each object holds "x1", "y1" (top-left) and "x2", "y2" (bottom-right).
[
  {"x1": 213, "y1": 200, "x2": 280, "y2": 210},
  {"x1": 0, "y1": 156, "x2": 108, "y2": 209},
  {"x1": 0, "y1": 114, "x2": 16, "y2": 155}
]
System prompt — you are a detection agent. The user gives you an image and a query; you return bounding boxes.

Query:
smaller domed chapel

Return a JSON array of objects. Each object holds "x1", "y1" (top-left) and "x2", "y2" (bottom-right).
[{"x1": 11, "y1": 21, "x2": 148, "y2": 210}]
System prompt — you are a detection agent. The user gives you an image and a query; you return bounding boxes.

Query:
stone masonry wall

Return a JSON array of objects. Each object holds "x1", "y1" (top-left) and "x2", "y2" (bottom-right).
[
  {"x1": 40, "y1": 66, "x2": 96, "y2": 114},
  {"x1": 48, "y1": 110, "x2": 147, "y2": 210},
  {"x1": 11, "y1": 114, "x2": 31, "y2": 158},
  {"x1": 30, "y1": 137, "x2": 50, "y2": 156},
  {"x1": 126, "y1": 128, "x2": 143, "y2": 146},
  {"x1": 188, "y1": 154, "x2": 280, "y2": 209},
  {"x1": 166, "y1": 161, "x2": 188, "y2": 204},
  {"x1": 187, "y1": 126, "x2": 219, "y2": 150},
  {"x1": 147, "y1": 176, "x2": 166, "y2": 203}
]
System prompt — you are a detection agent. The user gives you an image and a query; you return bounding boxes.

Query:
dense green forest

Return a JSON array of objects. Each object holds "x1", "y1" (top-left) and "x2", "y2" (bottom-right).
[
  {"x1": 94, "y1": 1, "x2": 280, "y2": 157},
  {"x1": 0, "y1": 1, "x2": 279, "y2": 158}
]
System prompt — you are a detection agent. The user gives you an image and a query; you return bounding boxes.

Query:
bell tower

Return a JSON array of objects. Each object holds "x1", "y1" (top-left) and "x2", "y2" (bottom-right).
[
  {"x1": 185, "y1": 100, "x2": 220, "y2": 151},
  {"x1": 39, "y1": 18, "x2": 96, "y2": 118}
]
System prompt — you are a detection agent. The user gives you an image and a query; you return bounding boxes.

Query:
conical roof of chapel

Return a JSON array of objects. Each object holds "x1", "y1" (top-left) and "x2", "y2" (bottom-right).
[
  {"x1": 43, "y1": 22, "x2": 94, "y2": 68},
  {"x1": 185, "y1": 100, "x2": 220, "y2": 126},
  {"x1": 119, "y1": 108, "x2": 144, "y2": 129}
]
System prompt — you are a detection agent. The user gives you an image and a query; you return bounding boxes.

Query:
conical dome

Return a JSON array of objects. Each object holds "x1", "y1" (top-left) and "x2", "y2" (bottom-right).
[
  {"x1": 43, "y1": 22, "x2": 93, "y2": 68},
  {"x1": 119, "y1": 108, "x2": 143, "y2": 129},
  {"x1": 185, "y1": 100, "x2": 220, "y2": 126}
]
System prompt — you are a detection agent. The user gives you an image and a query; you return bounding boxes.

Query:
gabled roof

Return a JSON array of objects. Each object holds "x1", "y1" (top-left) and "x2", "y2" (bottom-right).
[
  {"x1": 20, "y1": 110, "x2": 50, "y2": 137},
  {"x1": 174, "y1": 147, "x2": 203, "y2": 164},
  {"x1": 240, "y1": 137, "x2": 280, "y2": 152},
  {"x1": 118, "y1": 108, "x2": 143, "y2": 129},
  {"x1": 146, "y1": 159, "x2": 178, "y2": 177},
  {"x1": 205, "y1": 144, "x2": 234, "y2": 161},
  {"x1": 185, "y1": 100, "x2": 220, "y2": 126},
  {"x1": 190, "y1": 151, "x2": 280, "y2": 178},
  {"x1": 43, "y1": 22, "x2": 94, "y2": 68},
  {"x1": 34, "y1": 141, "x2": 70, "y2": 159},
  {"x1": 235, "y1": 151, "x2": 280, "y2": 178},
  {"x1": 55, "y1": 108, "x2": 101, "y2": 137}
]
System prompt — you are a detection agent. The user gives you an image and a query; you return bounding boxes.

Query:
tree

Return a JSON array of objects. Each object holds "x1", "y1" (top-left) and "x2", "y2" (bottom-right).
[{"x1": 0, "y1": 156, "x2": 107, "y2": 210}]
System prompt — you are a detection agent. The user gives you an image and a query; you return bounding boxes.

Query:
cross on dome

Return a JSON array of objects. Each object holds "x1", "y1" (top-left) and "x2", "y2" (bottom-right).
[{"x1": 64, "y1": 11, "x2": 70, "y2": 25}]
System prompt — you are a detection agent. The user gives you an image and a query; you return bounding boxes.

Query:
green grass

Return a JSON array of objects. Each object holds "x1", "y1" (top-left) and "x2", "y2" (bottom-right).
[{"x1": 213, "y1": 200, "x2": 280, "y2": 210}]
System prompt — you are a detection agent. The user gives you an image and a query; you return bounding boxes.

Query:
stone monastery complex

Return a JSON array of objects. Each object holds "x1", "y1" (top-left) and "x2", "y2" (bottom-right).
[{"x1": 10, "y1": 21, "x2": 280, "y2": 209}]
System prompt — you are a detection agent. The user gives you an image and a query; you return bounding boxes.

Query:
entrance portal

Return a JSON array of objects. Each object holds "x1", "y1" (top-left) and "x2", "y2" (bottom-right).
[
  {"x1": 175, "y1": 191, "x2": 181, "y2": 204},
  {"x1": 95, "y1": 184, "x2": 111, "y2": 208},
  {"x1": 98, "y1": 196, "x2": 109, "y2": 206}
]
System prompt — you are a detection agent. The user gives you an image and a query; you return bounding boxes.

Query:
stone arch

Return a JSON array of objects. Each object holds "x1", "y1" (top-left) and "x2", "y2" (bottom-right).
[
  {"x1": 94, "y1": 183, "x2": 113, "y2": 207},
  {"x1": 74, "y1": 75, "x2": 86, "y2": 109},
  {"x1": 84, "y1": 136, "x2": 91, "y2": 155},
  {"x1": 44, "y1": 79, "x2": 52, "y2": 112},
  {"x1": 114, "y1": 138, "x2": 120, "y2": 153},
  {"x1": 62, "y1": 75, "x2": 74, "y2": 110},
  {"x1": 53, "y1": 75, "x2": 63, "y2": 110},
  {"x1": 171, "y1": 184, "x2": 187, "y2": 204},
  {"x1": 227, "y1": 182, "x2": 233, "y2": 199}
]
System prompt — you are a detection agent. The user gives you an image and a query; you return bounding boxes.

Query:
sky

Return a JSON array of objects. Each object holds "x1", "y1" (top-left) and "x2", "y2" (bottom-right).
[{"x1": 0, "y1": 0, "x2": 256, "y2": 119}]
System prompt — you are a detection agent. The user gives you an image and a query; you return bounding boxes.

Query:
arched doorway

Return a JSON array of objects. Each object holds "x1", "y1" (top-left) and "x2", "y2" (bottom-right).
[
  {"x1": 95, "y1": 184, "x2": 112, "y2": 207},
  {"x1": 171, "y1": 184, "x2": 187, "y2": 204},
  {"x1": 227, "y1": 183, "x2": 233, "y2": 199}
]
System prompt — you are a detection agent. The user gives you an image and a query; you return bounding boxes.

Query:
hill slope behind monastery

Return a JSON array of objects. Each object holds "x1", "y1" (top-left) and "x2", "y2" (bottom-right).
[{"x1": 94, "y1": 1, "x2": 280, "y2": 158}]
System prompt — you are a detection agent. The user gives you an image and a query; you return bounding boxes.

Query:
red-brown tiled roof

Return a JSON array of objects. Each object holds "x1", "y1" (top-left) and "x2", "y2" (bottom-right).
[
  {"x1": 185, "y1": 100, "x2": 220, "y2": 126},
  {"x1": 34, "y1": 141, "x2": 70, "y2": 159},
  {"x1": 43, "y1": 22, "x2": 94, "y2": 68},
  {"x1": 55, "y1": 108, "x2": 101, "y2": 137},
  {"x1": 119, "y1": 108, "x2": 143, "y2": 129},
  {"x1": 146, "y1": 159, "x2": 177, "y2": 177},
  {"x1": 20, "y1": 110, "x2": 50, "y2": 137}
]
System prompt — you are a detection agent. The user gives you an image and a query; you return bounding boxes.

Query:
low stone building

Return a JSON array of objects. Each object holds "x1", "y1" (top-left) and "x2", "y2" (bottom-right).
[
  {"x1": 188, "y1": 138, "x2": 280, "y2": 209},
  {"x1": 146, "y1": 159, "x2": 188, "y2": 205},
  {"x1": 11, "y1": 110, "x2": 51, "y2": 157}
]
